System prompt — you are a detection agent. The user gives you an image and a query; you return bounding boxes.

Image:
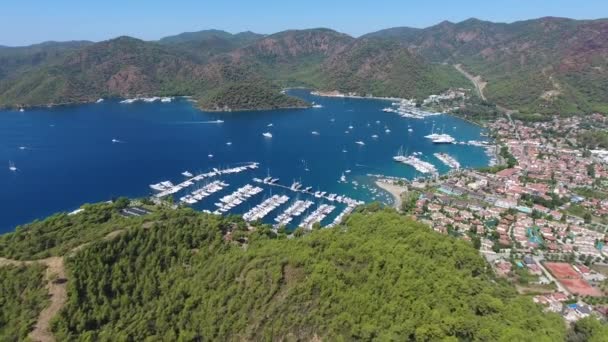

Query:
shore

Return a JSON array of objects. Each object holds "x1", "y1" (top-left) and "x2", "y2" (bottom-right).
[{"x1": 375, "y1": 181, "x2": 407, "y2": 210}]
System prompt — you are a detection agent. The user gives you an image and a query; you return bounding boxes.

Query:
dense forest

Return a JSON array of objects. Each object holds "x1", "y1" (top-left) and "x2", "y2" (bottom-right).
[
  {"x1": 2, "y1": 202, "x2": 608, "y2": 340},
  {"x1": 0, "y1": 264, "x2": 49, "y2": 341},
  {"x1": 33, "y1": 207, "x2": 565, "y2": 340}
]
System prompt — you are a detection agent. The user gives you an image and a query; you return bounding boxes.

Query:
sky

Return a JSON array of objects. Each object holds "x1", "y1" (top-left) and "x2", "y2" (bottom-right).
[{"x1": 2, "y1": 0, "x2": 607, "y2": 46}]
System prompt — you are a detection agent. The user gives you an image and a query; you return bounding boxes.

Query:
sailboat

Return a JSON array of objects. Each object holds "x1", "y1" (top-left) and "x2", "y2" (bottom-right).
[{"x1": 9, "y1": 161, "x2": 17, "y2": 172}]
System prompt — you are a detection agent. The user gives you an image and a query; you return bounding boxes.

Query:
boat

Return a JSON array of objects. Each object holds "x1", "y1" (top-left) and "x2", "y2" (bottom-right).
[
  {"x1": 342, "y1": 149, "x2": 348, "y2": 153},
  {"x1": 371, "y1": 134, "x2": 378, "y2": 139},
  {"x1": 8, "y1": 161, "x2": 17, "y2": 172},
  {"x1": 311, "y1": 131, "x2": 320, "y2": 135},
  {"x1": 160, "y1": 97, "x2": 173, "y2": 103},
  {"x1": 262, "y1": 132, "x2": 273, "y2": 138},
  {"x1": 312, "y1": 103, "x2": 323, "y2": 108},
  {"x1": 182, "y1": 171, "x2": 193, "y2": 177},
  {"x1": 348, "y1": 125, "x2": 354, "y2": 130},
  {"x1": 339, "y1": 173, "x2": 346, "y2": 183},
  {"x1": 111, "y1": 138, "x2": 121, "y2": 143},
  {"x1": 19, "y1": 146, "x2": 26, "y2": 150},
  {"x1": 385, "y1": 128, "x2": 391, "y2": 133},
  {"x1": 19, "y1": 108, "x2": 25, "y2": 112},
  {"x1": 96, "y1": 98, "x2": 104, "y2": 103},
  {"x1": 345, "y1": 169, "x2": 351, "y2": 173},
  {"x1": 431, "y1": 135, "x2": 456, "y2": 144},
  {"x1": 208, "y1": 154, "x2": 214, "y2": 158},
  {"x1": 355, "y1": 141, "x2": 365, "y2": 146},
  {"x1": 408, "y1": 128, "x2": 413, "y2": 132},
  {"x1": 267, "y1": 123, "x2": 273, "y2": 127},
  {"x1": 213, "y1": 119, "x2": 224, "y2": 124},
  {"x1": 226, "y1": 142, "x2": 232, "y2": 146}
]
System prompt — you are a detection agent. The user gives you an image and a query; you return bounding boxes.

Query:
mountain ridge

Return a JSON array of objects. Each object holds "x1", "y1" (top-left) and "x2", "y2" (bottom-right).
[{"x1": 1, "y1": 17, "x2": 607, "y2": 114}]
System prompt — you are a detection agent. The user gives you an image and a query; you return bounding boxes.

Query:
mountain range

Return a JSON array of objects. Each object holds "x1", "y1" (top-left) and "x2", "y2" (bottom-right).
[{"x1": 0, "y1": 17, "x2": 606, "y2": 114}]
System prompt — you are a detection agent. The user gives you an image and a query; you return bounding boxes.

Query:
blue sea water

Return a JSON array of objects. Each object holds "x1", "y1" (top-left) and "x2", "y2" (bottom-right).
[{"x1": 0, "y1": 89, "x2": 490, "y2": 233}]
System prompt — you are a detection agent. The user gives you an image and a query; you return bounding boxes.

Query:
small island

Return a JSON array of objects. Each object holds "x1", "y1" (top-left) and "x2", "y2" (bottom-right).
[{"x1": 197, "y1": 83, "x2": 310, "y2": 112}]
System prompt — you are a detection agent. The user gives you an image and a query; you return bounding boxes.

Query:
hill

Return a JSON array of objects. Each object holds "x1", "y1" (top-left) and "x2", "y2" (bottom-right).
[
  {"x1": 0, "y1": 203, "x2": 568, "y2": 340},
  {"x1": 1, "y1": 18, "x2": 608, "y2": 114},
  {"x1": 198, "y1": 83, "x2": 309, "y2": 111},
  {"x1": 317, "y1": 38, "x2": 470, "y2": 99},
  {"x1": 365, "y1": 17, "x2": 608, "y2": 114}
]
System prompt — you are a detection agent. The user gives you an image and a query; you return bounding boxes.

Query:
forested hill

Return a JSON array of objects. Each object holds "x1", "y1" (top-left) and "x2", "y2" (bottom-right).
[
  {"x1": 1, "y1": 17, "x2": 608, "y2": 115},
  {"x1": 364, "y1": 17, "x2": 608, "y2": 115},
  {"x1": 0, "y1": 202, "x2": 572, "y2": 340}
]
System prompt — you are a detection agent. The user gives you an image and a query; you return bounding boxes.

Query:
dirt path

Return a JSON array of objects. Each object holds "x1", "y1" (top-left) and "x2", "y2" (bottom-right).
[
  {"x1": 1, "y1": 229, "x2": 125, "y2": 342},
  {"x1": 454, "y1": 64, "x2": 487, "y2": 101},
  {"x1": 0, "y1": 257, "x2": 67, "y2": 342},
  {"x1": 28, "y1": 257, "x2": 67, "y2": 342}
]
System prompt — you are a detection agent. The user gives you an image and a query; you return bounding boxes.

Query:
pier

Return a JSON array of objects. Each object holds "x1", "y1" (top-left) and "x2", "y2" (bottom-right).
[
  {"x1": 150, "y1": 162, "x2": 259, "y2": 198},
  {"x1": 274, "y1": 200, "x2": 314, "y2": 227},
  {"x1": 243, "y1": 195, "x2": 289, "y2": 222},
  {"x1": 213, "y1": 184, "x2": 263, "y2": 215},
  {"x1": 300, "y1": 204, "x2": 336, "y2": 229}
]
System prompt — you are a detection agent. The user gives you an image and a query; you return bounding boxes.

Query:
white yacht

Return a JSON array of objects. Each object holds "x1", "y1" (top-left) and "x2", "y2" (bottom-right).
[
  {"x1": 355, "y1": 141, "x2": 365, "y2": 146},
  {"x1": 226, "y1": 141, "x2": 232, "y2": 146},
  {"x1": 9, "y1": 161, "x2": 17, "y2": 172},
  {"x1": 96, "y1": 98, "x2": 104, "y2": 103},
  {"x1": 311, "y1": 131, "x2": 320, "y2": 135},
  {"x1": 371, "y1": 134, "x2": 378, "y2": 139},
  {"x1": 339, "y1": 173, "x2": 346, "y2": 183},
  {"x1": 267, "y1": 123, "x2": 273, "y2": 127},
  {"x1": 19, "y1": 108, "x2": 25, "y2": 112},
  {"x1": 262, "y1": 132, "x2": 273, "y2": 138}
]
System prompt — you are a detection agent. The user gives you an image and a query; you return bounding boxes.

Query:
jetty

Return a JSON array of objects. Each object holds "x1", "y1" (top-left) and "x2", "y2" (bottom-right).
[
  {"x1": 433, "y1": 153, "x2": 461, "y2": 169},
  {"x1": 150, "y1": 162, "x2": 259, "y2": 198},
  {"x1": 300, "y1": 204, "x2": 336, "y2": 229},
  {"x1": 213, "y1": 184, "x2": 263, "y2": 215},
  {"x1": 274, "y1": 200, "x2": 314, "y2": 227},
  {"x1": 243, "y1": 195, "x2": 289, "y2": 222}
]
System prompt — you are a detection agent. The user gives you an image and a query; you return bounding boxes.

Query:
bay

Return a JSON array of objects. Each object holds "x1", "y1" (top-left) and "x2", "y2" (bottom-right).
[{"x1": 0, "y1": 89, "x2": 491, "y2": 232}]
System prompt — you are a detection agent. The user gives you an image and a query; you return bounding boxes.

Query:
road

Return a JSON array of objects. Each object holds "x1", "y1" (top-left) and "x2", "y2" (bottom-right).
[{"x1": 454, "y1": 64, "x2": 487, "y2": 101}]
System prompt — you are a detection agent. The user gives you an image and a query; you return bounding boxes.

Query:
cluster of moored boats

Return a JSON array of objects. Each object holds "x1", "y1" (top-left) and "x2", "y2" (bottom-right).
[
  {"x1": 179, "y1": 180, "x2": 228, "y2": 204},
  {"x1": 274, "y1": 200, "x2": 314, "y2": 227},
  {"x1": 300, "y1": 204, "x2": 336, "y2": 229},
  {"x1": 120, "y1": 96, "x2": 173, "y2": 104},
  {"x1": 149, "y1": 162, "x2": 259, "y2": 198},
  {"x1": 433, "y1": 153, "x2": 461, "y2": 169},
  {"x1": 213, "y1": 184, "x2": 263, "y2": 215},
  {"x1": 243, "y1": 195, "x2": 290, "y2": 222},
  {"x1": 382, "y1": 99, "x2": 442, "y2": 119}
]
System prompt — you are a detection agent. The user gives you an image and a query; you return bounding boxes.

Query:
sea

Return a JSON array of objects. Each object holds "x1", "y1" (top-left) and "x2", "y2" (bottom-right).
[{"x1": 0, "y1": 89, "x2": 491, "y2": 233}]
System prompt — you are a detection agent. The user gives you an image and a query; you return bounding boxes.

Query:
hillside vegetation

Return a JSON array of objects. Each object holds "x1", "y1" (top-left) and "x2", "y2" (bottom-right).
[
  {"x1": 0, "y1": 264, "x2": 49, "y2": 341},
  {"x1": 0, "y1": 203, "x2": 568, "y2": 341},
  {"x1": 365, "y1": 17, "x2": 608, "y2": 115}
]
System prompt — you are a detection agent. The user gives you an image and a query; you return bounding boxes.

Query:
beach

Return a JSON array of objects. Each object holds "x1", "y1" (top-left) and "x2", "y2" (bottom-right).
[{"x1": 375, "y1": 181, "x2": 407, "y2": 210}]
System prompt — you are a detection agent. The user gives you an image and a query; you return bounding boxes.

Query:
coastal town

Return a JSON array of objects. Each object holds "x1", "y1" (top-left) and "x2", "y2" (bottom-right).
[{"x1": 379, "y1": 112, "x2": 608, "y2": 323}]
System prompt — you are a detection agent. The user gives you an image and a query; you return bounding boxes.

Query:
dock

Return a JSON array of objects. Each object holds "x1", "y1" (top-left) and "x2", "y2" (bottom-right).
[
  {"x1": 274, "y1": 200, "x2": 314, "y2": 227},
  {"x1": 243, "y1": 195, "x2": 289, "y2": 222},
  {"x1": 150, "y1": 162, "x2": 259, "y2": 198}
]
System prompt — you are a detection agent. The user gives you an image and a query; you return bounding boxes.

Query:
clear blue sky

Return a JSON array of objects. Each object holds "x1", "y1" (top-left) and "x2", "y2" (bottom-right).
[{"x1": 2, "y1": 0, "x2": 607, "y2": 46}]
